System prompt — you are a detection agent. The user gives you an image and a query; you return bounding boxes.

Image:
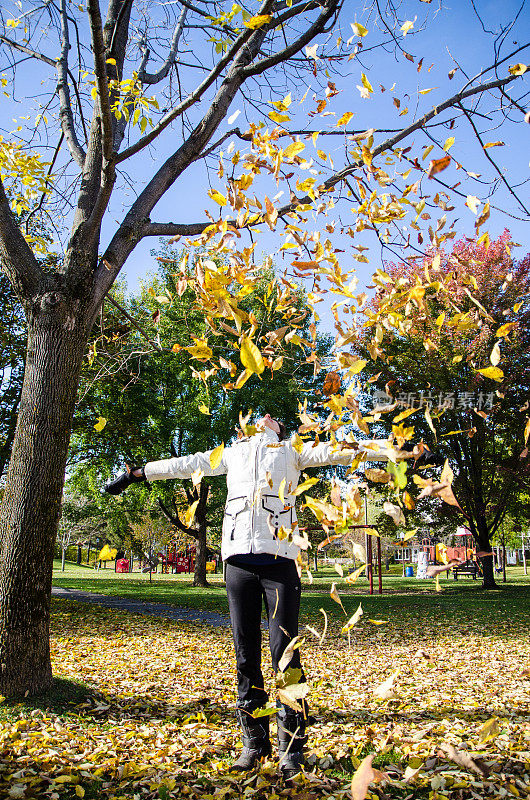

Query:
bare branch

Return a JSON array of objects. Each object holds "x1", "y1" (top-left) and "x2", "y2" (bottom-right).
[
  {"x1": 142, "y1": 221, "x2": 210, "y2": 236},
  {"x1": 139, "y1": 5, "x2": 187, "y2": 85},
  {"x1": 0, "y1": 178, "x2": 43, "y2": 303},
  {"x1": 104, "y1": 293, "x2": 163, "y2": 352},
  {"x1": 87, "y1": 0, "x2": 114, "y2": 163},
  {"x1": 0, "y1": 35, "x2": 55, "y2": 67},
  {"x1": 458, "y1": 102, "x2": 530, "y2": 216},
  {"x1": 57, "y1": 0, "x2": 86, "y2": 167},
  {"x1": 241, "y1": 0, "x2": 341, "y2": 78},
  {"x1": 115, "y1": 8, "x2": 267, "y2": 164}
]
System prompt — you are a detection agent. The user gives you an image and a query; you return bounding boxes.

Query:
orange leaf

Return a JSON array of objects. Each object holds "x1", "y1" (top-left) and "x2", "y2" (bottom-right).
[{"x1": 427, "y1": 155, "x2": 451, "y2": 178}]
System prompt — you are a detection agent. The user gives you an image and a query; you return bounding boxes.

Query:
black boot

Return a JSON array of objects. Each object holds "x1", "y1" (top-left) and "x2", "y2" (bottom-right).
[
  {"x1": 277, "y1": 702, "x2": 308, "y2": 779},
  {"x1": 231, "y1": 709, "x2": 271, "y2": 771}
]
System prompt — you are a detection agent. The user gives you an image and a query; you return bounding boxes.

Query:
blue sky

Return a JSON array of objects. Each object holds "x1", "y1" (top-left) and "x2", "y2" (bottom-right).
[{"x1": 1, "y1": 0, "x2": 529, "y2": 332}]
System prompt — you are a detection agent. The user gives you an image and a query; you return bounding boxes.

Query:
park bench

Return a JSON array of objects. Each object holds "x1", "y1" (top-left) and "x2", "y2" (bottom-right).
[{"x1": 452, "y1": 560, "x2": 479, "y2": 580}]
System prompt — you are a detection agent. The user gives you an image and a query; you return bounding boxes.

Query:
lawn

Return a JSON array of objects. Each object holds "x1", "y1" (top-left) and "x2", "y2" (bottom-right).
[{"x1": 0, "y1": 564, "x2": 528, "y2": 800}]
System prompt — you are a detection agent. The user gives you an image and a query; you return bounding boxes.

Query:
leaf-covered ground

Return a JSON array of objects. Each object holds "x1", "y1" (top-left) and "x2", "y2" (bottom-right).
[{"x1": 1, "y1": 588, "x2": 529, "y2": 800}]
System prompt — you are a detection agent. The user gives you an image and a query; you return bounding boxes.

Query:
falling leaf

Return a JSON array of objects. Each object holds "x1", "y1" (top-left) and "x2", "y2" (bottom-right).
[
  {"x1": 351, "y1": 22, "x2": 368, "y2": 37},
  {"x1": 427, "y1": 155, "x2": 451, "y2": 178},
  {"x1": 483, "y1": 141, "x2": 505, "y2": 149},
  {"x1": 198, "y1": 404, "x2": 211, "y2": 415},
  {"x1": 341, "y1": 603, "x2": 363, "y2": 634},
  {"x1": 278, "y1": 635, "x2": 304, "y2": 672},
  {"x1": 490, "y1": 341, "x2": 501, "y2": 366},
  {"x1": 465, "y1": 195, "x2": 480, "y2": 214},
  {"x1": 337, "y1": 111, "x2": 355, "y2": 126},
  {"x1": 208, "y1": 189, "x2": 227, "y2": 206},
  {"x1": 383, "y1": 501, "x2": 405, "y2": 525},
  {"x1": 323, "y1": 371, "x2": 341, "y2": 395},
  {"x1": 94, "y1": 416, "x2": 107, "y2": 432},
  {"x1": 209, "y1": 442, "x2": 224, "y2": 470},
  {"x1": 365, "y1": 468, "x2": 390, "y2": 484},
  {"x1": 305, "y1": 43, "x2": 319, "y2": 59},
  {"x1": 400, "y1": 19, "x2": 414, "y2": 35},
  {"x1": 319, "y1": 607, "x2": 328, "y2": 645},
  {"x1": 351, "y1": 754, "x2": 388, "y2": 800},
  {"x1": 476, "y1": 366, "x2": 504, "y2": 381},
  {"x1": 278, "y1": 477, "x2": 286, "y2": 505},
  {"x1": 240, "y1": 336, "x2": 265, "y2": 375},
  {"x1": 330, "y1": 583, "x2": 346, "y2": 614},
  {"x1": 508, "y1": 63, "x2": 528, "y2": 75},
  {"x1": 345, "y1": 563, "x2": 367, "y2": 585},
  {"x1": 227, "y1": 109, "x2": 240, "y2": 124},
  {"x1": 368, "y1": 619, "x2": 388, "y2": 625}
]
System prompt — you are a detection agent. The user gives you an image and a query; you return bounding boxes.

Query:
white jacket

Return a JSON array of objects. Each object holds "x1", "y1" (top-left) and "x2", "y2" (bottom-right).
[{"x1": 144, "y1": 428, "x2": 400, "y2": 561}]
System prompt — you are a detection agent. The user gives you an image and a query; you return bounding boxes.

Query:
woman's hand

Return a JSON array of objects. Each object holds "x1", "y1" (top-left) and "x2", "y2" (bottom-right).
[{"x1": 104, "y1": 465, "x2": 146, "y2": 495}]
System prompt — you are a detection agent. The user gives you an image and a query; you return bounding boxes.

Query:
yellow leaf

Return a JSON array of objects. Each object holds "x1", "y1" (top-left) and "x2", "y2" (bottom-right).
[
  {"x1": 351, "y1": 22, "x2": 368, "y2": 37},
  {"x1": 496, "y1": 321, "x2": 517, "y2": 337},
  {"x1": 208, "y1": 189, "x2": 227, "y2": 206},
  {"x1": 283, "y1": 141, "x2": 305, "y2": 159},
  {"x1": 198, "y1": 404, "x2": 211, "y2": 415},
  {"x1": 345, "y1": 563, "x2": 367, "y2": 585},
  {"x1": 234, "y1": 368, "x2": 252, "y2": 389},
  {"x1": 209, "y1": 442, "x2": 224, "y2": 470},
  {"x1": 490, "y1": 341, "x2": 501, "y2": 366},
  {"x1": 292, "y1": 432, "x2": 304, "y2": 453},
  {"x1": 334, "y1": 562, "x2": 344, "y2": 578},
  {"x1": 361, "y1": 73, "x2": 373, "y2": 93},
  {"x1": 330, "y1": 582, "x2": 346, "y2": 614},
  {"x1": 348, "y1": 358, "x2": 367, "y2": 376},
  {"x1": 268, "y1": 110, "x2": 290, "y2": 124},
  {"x1": 184, "y1": 499, "x2": 199, "y2": 527},
  {"x1": 478, "y1": 717, "x2": 500, "y2": 743},
  {"x1": 368, "y1": 619, "x2": 388, "y2": 625},
  {"x1": 402, "y1": 528, "x2": 418, "y2": 543},
  {"x1": 75, "y1": 787, "x2": 85, "y2": 798},
  {"x1": 508, "y1": 63, "x2": 528, "y2": 75},
  {"x1": 244, "y1": 14, "x2": 272, "y2": 28},
  {"x1": 337, "y1": 111, "x2": 354, "y2": 126},
  {"x1": 94, "y1": 416, "x2": 107, "y2": 432},
  {"x1": 443, "y1": 136, "x2": 455, "y2": 151},
  {"x1": 240, "y1": 336, "x2": 265, "y2": 375},
  {"x1": 524, "y1": 418, "x2": 530, "y2": 445},
  {"x1": 400, "y1": 19, "x2": 414, "y2": 35},
  {"x1": 292, "y1": 477, "x2": 319, "y2": 496},
  {"x1": 465, "y1": 195, "x2": 480, "y2": 214},
  {"x1": 278, "y1": 477, "x2": 286, "y2": 506},
  {"x1": 483, "y1": 141, "x2": 505, "y2": 149},
  {"x1": 476, "y1": 366, "x2": 504, "y2": 381},
  {"x1": 419, "y1": 87, "x2": 434, "y2": 94},
  {"x1": 341, "y1": 602, "x2": 363, "y2": 633}
]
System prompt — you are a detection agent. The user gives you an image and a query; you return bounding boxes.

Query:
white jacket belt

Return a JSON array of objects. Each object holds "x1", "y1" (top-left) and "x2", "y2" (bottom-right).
[{"x1": 144, "y1": 428, "x2": 400, "y2": 561}]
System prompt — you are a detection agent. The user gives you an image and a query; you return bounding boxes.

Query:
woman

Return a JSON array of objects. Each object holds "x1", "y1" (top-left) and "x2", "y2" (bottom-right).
[{"x1": 105, "y1": 414, "x2": 404, "y2": 776}]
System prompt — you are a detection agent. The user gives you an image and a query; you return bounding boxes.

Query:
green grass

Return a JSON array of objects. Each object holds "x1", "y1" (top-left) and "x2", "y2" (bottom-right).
[{"x1": 53, "y1": 559, "x2": 530, "y2": 629}]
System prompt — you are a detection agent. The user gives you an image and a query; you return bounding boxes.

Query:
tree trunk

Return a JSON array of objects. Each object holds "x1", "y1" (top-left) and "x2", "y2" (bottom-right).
[
  {"x1": 0, "y1": 312, "x2": 87, "y2": 696},
  {"x1": 193, "y1": 519, "x2": 209, "y2": 587},
  {"x1": 475, "y1": 516, "x2": 497, "y2": 589}
]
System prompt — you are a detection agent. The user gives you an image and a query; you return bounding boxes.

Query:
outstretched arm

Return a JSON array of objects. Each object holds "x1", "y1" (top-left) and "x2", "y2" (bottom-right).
[
  {"x1": 143, "y1": 450, "x2": 228, "y2": 481},
  {"x1": 295, "y1": 439, "x2": 413, "y2": 470}
]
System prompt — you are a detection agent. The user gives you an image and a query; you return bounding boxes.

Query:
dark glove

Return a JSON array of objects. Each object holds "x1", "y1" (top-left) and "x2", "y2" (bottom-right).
[{"x1": 104, "y1": 465, "x2": 146, "y2": 495}]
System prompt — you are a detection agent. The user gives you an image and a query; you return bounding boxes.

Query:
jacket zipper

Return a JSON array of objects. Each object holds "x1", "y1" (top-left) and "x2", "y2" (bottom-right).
[{"x1": 250, "y1": 436, "x2": 260, "y2": 552}]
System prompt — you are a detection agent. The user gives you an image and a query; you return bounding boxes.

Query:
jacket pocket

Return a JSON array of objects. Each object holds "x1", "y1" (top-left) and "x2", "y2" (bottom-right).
[
  {"x1": 224, "y1": 496, "x2": 248, "y2": 541},
  {"x1": 261, "y1": 494, "x2": 294, "y2": 538}
]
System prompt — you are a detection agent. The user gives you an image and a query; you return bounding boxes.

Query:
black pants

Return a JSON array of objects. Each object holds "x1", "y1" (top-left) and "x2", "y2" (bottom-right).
[{"x1": 225, "y1": 559, "x2": 304, "y2": 709}]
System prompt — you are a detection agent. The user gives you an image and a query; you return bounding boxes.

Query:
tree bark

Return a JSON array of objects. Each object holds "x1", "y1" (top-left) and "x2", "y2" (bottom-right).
[
  {"x1": 475, "y1": 516, "x2": 498, "y2": 590},
  {"x1": 193, "y1": 484, "x2": 210, "y2": 588},
  {"x1": 0, "y1": 306, "x2": 87, "y2": 695}
]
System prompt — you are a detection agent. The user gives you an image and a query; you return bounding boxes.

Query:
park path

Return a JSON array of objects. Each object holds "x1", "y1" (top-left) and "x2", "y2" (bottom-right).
[{"x1": 51, "y1": 586, "x2": 231, "y2": 627}]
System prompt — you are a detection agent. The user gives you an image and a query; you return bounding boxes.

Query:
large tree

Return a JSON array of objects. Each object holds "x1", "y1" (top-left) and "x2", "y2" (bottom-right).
[
  {"x1": 0, "y1": 0, "x2": 528, "y2": 695},
  {"x1": 355, "y1": 232, "x2": 530, "y2": 588}
]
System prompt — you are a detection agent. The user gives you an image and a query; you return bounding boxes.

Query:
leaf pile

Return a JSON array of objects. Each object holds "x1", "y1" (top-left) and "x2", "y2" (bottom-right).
[{"x1": 0, "y1": 598, "x2": 528, "y2": 800}]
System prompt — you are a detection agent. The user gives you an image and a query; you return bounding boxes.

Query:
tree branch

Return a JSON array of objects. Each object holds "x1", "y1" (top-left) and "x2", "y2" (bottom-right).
[
  {"x1": 115, "y1": 8, "x2": 267, "y2": 164},
  {"x1": 87, "y1": 0, "x2": 114, "y2": 163},
  {"x1": 142, "y1": 221, "x2": 211, "y2": 237},
  {"x1": 138, "y1": 5, "x2": 187, "y2": 85},
  {"x1": 104, "y1": 293, "x2": 163, "y2": 352},
  {"x1": 0, "y1": 177, "x2": 43, "y2": 304},
  {"x1": 242, "y1": 0, "x2": 341, "y2": 77},
  {"x1": 57, "y1": 0, "x2": 86, "y2": 167}
]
